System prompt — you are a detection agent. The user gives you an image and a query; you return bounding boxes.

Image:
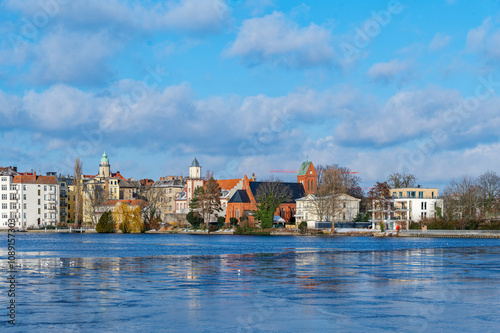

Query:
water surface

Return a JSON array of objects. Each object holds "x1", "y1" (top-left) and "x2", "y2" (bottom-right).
[{"x1": 1, "y1": 234, "x2": 499, "y2": 332}]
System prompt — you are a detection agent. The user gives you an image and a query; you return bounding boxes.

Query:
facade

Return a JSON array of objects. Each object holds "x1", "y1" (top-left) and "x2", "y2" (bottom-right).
[
  {"x1": 176, "y1": 158, "x2": 205, "y2": 214},
  {"x1": 297, "y1": 161, "x2": 318, "y2": 195},
  {"x1": 118, "y1": 179, "x2": 140, "y2": 200},
  {"x1": 57, "y1": 176, "x2": 70, "y2": 224},
  {"x1": 225, "y1": 175, "x2": 306, "y2": 225},
  {"x1": 391, "y1": 186, "x2": 443, "y2": 229},
  {"x1": 0, "y1": 167, "x2": 20, "y2": 229},
  {"x1": 10, "y1": 173, "x2": 60, "y2": 229},
  {"x1": 295, "y1": 193, "x2": 361, "y2": 223},
  {"x1": 152, "y1": 178, "x2": 185, "y2": 220}
]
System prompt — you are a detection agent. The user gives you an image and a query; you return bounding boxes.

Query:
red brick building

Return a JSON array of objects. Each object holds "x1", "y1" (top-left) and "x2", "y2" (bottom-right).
[{"x1": 226, "y1": 161, "x2": 318, "y2": 225}]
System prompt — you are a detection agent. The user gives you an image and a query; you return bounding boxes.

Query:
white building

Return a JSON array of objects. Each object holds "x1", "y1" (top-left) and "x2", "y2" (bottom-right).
[
  {"x1": 295, "y1": 193, "x2": 361, "y2": 224},
  {"x1": 0, "y1": 167, "x2": 20, "y2": 229},
  {"x1": 10, "y1": 173, "x2": 60, "y2": 229},
  {"x1": 391, "y1": 186, "x2": 444, "y2": 229}
]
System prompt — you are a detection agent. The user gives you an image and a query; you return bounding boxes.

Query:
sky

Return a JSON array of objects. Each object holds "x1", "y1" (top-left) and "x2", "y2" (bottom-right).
[{"x1": 1, "y1": 0, "x2": 500, "y2": 191}]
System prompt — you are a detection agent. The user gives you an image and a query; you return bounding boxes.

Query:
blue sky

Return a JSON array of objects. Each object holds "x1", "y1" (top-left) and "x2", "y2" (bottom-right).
[{"x1": 1, "y1": 0, "x2": 500, "y2": 190}]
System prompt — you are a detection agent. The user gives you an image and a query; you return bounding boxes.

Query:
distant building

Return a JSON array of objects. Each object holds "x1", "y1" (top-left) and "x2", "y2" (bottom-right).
[
  {"x1": 0, "y1": 166, "x2": 20, "y2": 229},
  {"x1": 153, "y1": 178, "x2": 185, "y2": 220},
  {"x1": 390, "y1": 186, "x2": 444, "y2": 230},
  {"x1": 297, "y1": 161, "x2": 318, "y2": 195},
  {"x1": 295, "y1": 193, "x2": 360, "y2": 223},
  {"x1": 226, "y1": 175, "x2": 306, "y2": 225},
  {"x1": 11, "y1": 173, "x2": 60, "y2": 228}
]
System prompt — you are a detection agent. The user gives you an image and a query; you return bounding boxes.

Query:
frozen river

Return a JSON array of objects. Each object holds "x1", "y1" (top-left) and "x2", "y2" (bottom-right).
[{"x1": 1, "y1": 233, "x2": 500, "y2": 332}]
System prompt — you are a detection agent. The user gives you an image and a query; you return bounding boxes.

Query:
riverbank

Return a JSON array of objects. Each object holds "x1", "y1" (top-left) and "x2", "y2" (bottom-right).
[{"x1": 3, "y1": 228, "x2": 500, "y2": 238}]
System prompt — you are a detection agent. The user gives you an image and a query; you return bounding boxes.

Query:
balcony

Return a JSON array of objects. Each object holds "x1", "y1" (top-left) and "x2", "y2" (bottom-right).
[{"x1": 392, "y1": 196, "x2": 440, "y2": 200}]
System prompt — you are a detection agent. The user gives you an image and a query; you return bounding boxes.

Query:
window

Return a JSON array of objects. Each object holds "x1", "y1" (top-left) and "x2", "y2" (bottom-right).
[
  {"x1": 1, "y1": 185, "x2": 6, "y2": 191},
  {"x1": 38, "y1": 199, "x2": 41, "y2": 205},
  {"x1": 418, "y1": 191, "x2": 424, "y2": 198},
  {"x1": 1, "y1": 194, "x2": 6, "y2": 200},
  {"x1": 23, "y1": 204, "x2": 26, "y2": 209},
  {"x1": 1, "y1": 177, "x2": 7, "y2": 181},
  {"x1": 2, "y1": 203, "x2": 7, "y2": 209},
  {"x1": 38, "y1": 190, "x2": 40, "y2": 195},
  {"x1": 393, "y1": 192, "x2": 397, "y2": 198},
  {"x1": 432, "y1": 192, "x2": 435, "y2": 198},
  {"x1": 235, "y1": 209, "x2": 240, "y2": 219},
  {"x1": 23, "y1": 194, "x2": 26, "y2": 200},
  {"x1": 44, "y1": 186, "x2": 47, "y2": 191},
  {"x1": 23, "y1": 185, "x2": 26, "y2": 191}
]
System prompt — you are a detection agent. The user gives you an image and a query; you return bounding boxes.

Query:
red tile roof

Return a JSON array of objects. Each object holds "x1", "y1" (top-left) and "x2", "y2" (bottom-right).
[
  {"x1": 12, "y1": 175, "x2": 58, "y2": 184},
  {"x1": 112, "y1": 172, "x2": 127, "y2": 181},
  {"x1": 216, "y1": 179, "x2": 241, "y2": 191}
]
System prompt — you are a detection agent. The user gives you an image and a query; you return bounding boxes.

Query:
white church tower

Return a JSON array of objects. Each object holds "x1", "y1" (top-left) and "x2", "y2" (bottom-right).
[{"x1": 189, "y1": 157, "x2": 201, "y2": 179}]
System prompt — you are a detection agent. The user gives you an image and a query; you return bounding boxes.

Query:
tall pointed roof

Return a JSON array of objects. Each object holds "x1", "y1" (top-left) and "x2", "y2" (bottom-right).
[
  {"x1": 297, "y1": 161, "x2": 311, "y2": 176},
  {"x1": 191, "y1": 157, "x2": 200, "y2": 167},
  {"x1": 101, "y1": 151, "x2": 109, "y2": 164}
]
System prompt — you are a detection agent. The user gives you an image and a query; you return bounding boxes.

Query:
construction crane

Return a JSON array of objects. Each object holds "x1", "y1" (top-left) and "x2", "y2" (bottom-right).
[{"x1": 270, "y1": 170, "x2": 359, "y2": 174}]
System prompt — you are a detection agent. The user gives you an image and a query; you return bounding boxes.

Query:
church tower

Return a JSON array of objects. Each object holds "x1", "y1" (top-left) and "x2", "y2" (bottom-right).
[
  {"x1": 99, "y1": 151, "x2": 111, "y2": 178},
  {"x1": 297, "y1": 160, "x2": 317, "y2": 195},
  {"x1": 189, "y1": 157, "x2": 201, "y2": 179}
]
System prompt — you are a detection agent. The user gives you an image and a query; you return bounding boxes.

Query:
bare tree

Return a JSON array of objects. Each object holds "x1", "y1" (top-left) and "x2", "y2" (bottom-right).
[
  {"x1": 190, "y1": 177, "x2": 222, "y2": 227},
  {"x1": 83, "y1": 182, "x2": 106, "y2": 228},
  {"x1": 313, "y1": 165, "x2": 361, "y2": 228},
  {"x1": 73, "y1": 157, "x2": 83, "y2": 228},
  {"x1": 443, "y1": 175, "x2": 481, "y2": 221},
  {"x1": 368, "y1": 182, "x2": 392, "y2": 231},
  {"x1": 141, "y1": 185, "x2": 163, "y2": 230},
  {"x1": 477, "y1": 170, "x2": 500, "y2": 217},
  {"x1": 254, "y1": 178, "x2": 293, "y2": 229},
  {"x1": 387, "y1": 172, "x2": 416, "y2": 189}
]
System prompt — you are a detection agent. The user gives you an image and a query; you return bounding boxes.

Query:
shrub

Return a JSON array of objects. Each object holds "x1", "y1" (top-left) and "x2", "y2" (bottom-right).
[
  {"x1": 208, "y1": 224, "x2": 220, "y2": 232},
  {"x1": 298, "y1": 221, "x2": 308, "y2": 234},
  {"x1": 96, "y1": 212, "x2": 115, "y2": 233},
  {"x1": 217, "y1": 216, "x2": 225, "y2": 228},
  {"x1": 229, "y1": 217, "x2": 238, "y2": 227},
  {"x1": 186, "y1": 211, "x2": 204, "y2": 229}
]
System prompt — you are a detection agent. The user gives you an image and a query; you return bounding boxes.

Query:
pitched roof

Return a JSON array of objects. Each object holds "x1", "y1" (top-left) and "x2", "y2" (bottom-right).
[
  {"x1": 191, "y1": 157, "x2": 200, "y2": 167},
  {"x1": 0, "y1": 167, "x2": 19, "y2": 176},
  {"x1": 12, "y1": 175, "x2": 58, "y2": 185},
  {"x1": 297, "y1": 161, "x2": 311, "y2": 176},
  {"x1": 111, "y1": 172, "x2": 127, "y2": 181},
  {"x1": 216, "y1": 179, "x2": 240, "y2": 191},
  {"x1": 249, "y1": 181, "x2": 305, "y2": 203},
  {"x1": 228, "y1": 190, "x2": 251, "y2": 203},
  {"x1": 153, "y1": 179, "x2": 184, "y2": 188}
]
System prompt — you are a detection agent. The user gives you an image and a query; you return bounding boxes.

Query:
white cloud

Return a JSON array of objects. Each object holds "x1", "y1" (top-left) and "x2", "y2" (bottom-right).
[
  {"x1": 429, "y1": 33, "x2": 451, "y2": 51},
  {"x1": 227, "y1": 11, "x2": 335, "y2": 68},
  {"x1": 22, "y1": 84, "x2": 100, "y2": 129},
  {"x1": 366, "y1": 59, "x2": 412, "y2": 84},
  {"x1": 28, "y1": 29, "x2": 120, "y2": 85},
  {"x1": 466, "y1": 17, "x2": 500, "y2": 61},
  {"x1": 4, "y1": 0, "x2": 230, "y2": 34}
]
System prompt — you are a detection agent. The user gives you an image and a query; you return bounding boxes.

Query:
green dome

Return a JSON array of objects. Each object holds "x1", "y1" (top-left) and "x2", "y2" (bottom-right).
[{"x1": 101, "y1": 151, "x2": 109, "y2": 163}]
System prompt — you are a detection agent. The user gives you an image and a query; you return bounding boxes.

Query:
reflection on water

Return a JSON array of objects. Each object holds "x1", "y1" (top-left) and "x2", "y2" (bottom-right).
[{"x1": 1, "y1": 234, "x2": 500, "y2": 332}]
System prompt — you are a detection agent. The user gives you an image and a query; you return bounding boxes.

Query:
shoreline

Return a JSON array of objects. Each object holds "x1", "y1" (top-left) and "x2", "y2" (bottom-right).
[{"x1": 3, "y1": 229, "x2": 500, "y2": 238}]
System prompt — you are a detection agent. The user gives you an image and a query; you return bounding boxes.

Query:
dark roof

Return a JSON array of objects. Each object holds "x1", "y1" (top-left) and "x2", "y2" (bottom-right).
[
  {"x1": 249, "y1": 182, "x2": 305, "y2": 203},
  {"x1": 228, "y1": 190, "x2": 251, "y2": 203},
  {"x1": 191, "y1": 157, "x2": 200, "y2": 167}
]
